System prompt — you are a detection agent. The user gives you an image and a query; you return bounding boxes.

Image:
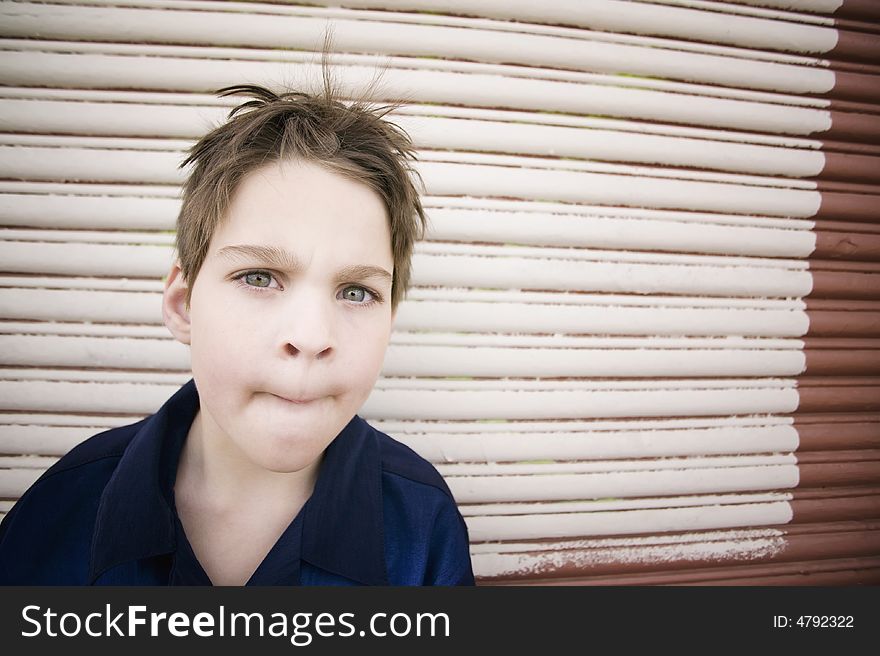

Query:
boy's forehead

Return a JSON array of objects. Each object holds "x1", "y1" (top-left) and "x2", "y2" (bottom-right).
[
  {"x1": 228, "y1": 158, "x2": 388, "y2": 217},
  {"x1": 207, "y1": 159, "x2": 393, "y2": 264}
]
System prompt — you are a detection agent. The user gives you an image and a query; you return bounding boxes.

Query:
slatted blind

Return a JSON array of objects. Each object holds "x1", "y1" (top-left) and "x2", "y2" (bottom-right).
[{"x1": 1, "y1": 0, "x2": 878, "y2": 585}]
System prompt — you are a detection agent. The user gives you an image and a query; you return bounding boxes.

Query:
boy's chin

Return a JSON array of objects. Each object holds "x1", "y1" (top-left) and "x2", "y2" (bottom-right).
[
  {"x1": 234, "y1": 422, "x2": 335, "y2": 473},
  {"x1": 242, "y1": 440, "x2": 326, "y2": 474}
]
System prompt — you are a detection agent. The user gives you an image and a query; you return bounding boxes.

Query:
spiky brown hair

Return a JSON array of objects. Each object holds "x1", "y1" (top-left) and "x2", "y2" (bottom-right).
[{"x1": 175, "y1": 67, "x2": 426, "y2": 310}]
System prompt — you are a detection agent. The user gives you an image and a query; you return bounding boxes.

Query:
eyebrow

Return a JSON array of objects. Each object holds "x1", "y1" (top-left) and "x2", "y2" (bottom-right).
[{"x1": 216, "y1": 244, "x2": 393, "y2": 285}]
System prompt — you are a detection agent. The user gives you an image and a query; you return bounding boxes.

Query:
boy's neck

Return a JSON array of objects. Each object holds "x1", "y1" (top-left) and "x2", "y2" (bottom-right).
[{"x1": 175, "y1": 409, "x2": 322, "y2": 513}]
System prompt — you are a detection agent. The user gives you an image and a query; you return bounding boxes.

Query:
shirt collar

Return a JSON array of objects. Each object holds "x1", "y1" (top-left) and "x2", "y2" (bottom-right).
[
  {"x1": 301, "y1": 413, "x2": 387, "y2": 585},
  {"x1": 89, "y1": 379, "x2": 387, "y2": 585}
]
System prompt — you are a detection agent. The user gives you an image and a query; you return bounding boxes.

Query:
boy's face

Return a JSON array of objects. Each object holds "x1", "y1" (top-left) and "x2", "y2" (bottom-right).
[{"x1": 164, "y1": 159, "x2": 395, "y2": 473}]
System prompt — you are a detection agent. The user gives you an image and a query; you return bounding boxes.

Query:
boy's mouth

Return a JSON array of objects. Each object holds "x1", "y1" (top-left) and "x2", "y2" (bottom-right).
[{"x1": 270, "y1": 392, "x2": 318, "y2": 405}]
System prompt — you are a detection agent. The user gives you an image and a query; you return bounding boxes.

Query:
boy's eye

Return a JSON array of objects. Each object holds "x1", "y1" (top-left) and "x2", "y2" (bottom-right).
[
  {"x1": 340, "y1": 286, "x2": 374, "y2": 303},
  {"x1": 233, "y1": 270, "x2": 280, "y2": 292},
  {"x1": 243, "y1": 271, "x2": 273, "y2": 288}
]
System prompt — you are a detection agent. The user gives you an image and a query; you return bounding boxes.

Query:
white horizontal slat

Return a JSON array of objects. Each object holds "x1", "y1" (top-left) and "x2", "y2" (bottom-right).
[
  {"x1": 375, "y1": 378, "x2": 797, "y2": 390},
  {"x1": 0, "y1": 323, "x2": 170, "y2": 339},
  {"x1": 418, "y1": 151, "x2": 819, "y2": 191},
  {"x1": 416, "y1": 241, "x2": 810, "y2": 269},
  {"x1": 0, "y1": 276, "x2": 165, "y2": 292},
  {"x1": 0, "y1": 87, "x2": 829, "y2": 147},
  {"x1": 0, "y1": 145, "x2": 183, "y2": 184},
  {"x1": 383, "y1": 345, "x2": 808, "y2": 377},
  {"x1": 0, "y1": 420, "x2": 800, "y2": 460},
  {"x1": 0, "y1": 241, "x2": 174, "y2": 277},
  {"x1": 4, "y1": 412, "x2": 795, "y2": 432},
  {"x1": 392, "y1": 334, "x2": 803, "y2": 349},
  {"x1": 0, "y1": 335, "x2": 188, "y2": 371},
  {"x1": 0, "y1": 98, "x2": 829, "y2": 178},
  {"x1": 404, "y1": 106, "x2": 825, "y2": 148},
  {"x1": 39, "y1": 0, "x2": 842, "y2": 27},
  {"x1": 4, "y1": 133, "x2": 827, "y2": 195},
  {"x1": 6, "y1": 228, "x2": 818, "y2": 272},
  {"x1": 369, "y1": 387, "x2": 800, "y2": 420},
  {"x1": 0, "y1": 368, "x2": 798, "y2": 389},
  {"x1": 724, "y1": 0, "x2": 842, "y2": 14},
  {"x1": 0, "y1": 416, "x2": 798, "y2": 472},
  {"x1": 0, "y1": 214, "x2": 820, "y2": 259},
  {"x1": 0, "y1": 97, "x2": 221, "y2": 138},
  {"x1": 460, "y1": 492, "x2": 793, "y2": 516},
  {"x1": 0, "y1": 188, "x2": 821, "y2": 232},
  {"x1": 0, "y1": 50, "x2": 833, "y2": 134},
  {"x1": 446, "y1": 465, "x2": 799, "y2": 503},
  {"x1": 425, "y1": 209, "x2": 817, "y2": 257},
  {"x1": 470, "y1": 526, "x2": 787, "y2": 553},
  {"x1": 0, "y1": 278, "x2": 812, "y2": 309},
  {"x1": 0, "y1": 467, "x2": 42, "y2": 498},
  {"x1": 0, "y1": 3, "x2": 837, "y2": 95},
  {"x1": 408, "y1": 119, "x2": 827, "y2": 178},
  {"x1": 0, "y1": 201, "x2": 819, "y2": 258},
  {"x1": 0, "y1": 143, "x2": 824, "y2": 211},
  {"x1": 1, "y1": 229, "x2": 172, "y2": 245},
  {"x1": 3, "y1": 229, "x2": 815, "y2": 270},
  {"x1": 421, "y1": 163, "x2": 822, "y2": 215},
  {"x1": 472, "y1": 529, "x2": 788, "y2": 578},
  {"x1": 0, "y1": 457, "x2": 799, "y2": 499},
  {"x1": 0, "y1": 455, "x2": 56, "y2": 469},
  {"x1": 407, "y1": 288, "x2": 807, "y2": 309},
  {"x1": 0, "y1": 192, "x2": 176, "y2": 229},
  {"x1": 442, "y1": 454, "x2": 796, "y2": 475},
  {"x1": 0, "y1": 413, "x2": 125, "y2": 427},
  {"x1": 0, "y1": 379, "x2": 183, "y2": 414},
  {"x1": 464, "y1": 501, "x2": 795, "y2": 541},
  {"x1": 652, "y1": 0, "x2": 831, "y2": 22},
  {"x1": 296, "y1": 0, "x2": 839, "y2": 50},
  {"x1": 0, "y1": 289, "x2": 810, "y2": 336},
  {"x1": 419, "y1": 150, "x2": 818, "y2": 190},
  {"x1": 0, "y1": 241, "x2": 815, "y2": 298},
  {"x1": 0, "y1": 334, "x2": 809, "y2": 377},
  {"x1": 401, "y1": 425, "x2": 801, "y2": 461},
  {"x1": 0, "y1": 181, "x2": 181, "y2": 198},
  {"x1": 427, "y1": 198, "x2": 818, "y2": 231},
  {"x1": 0, "y1": 134, "x2": 190, "y2": 151},
  {"x1": 0, "y1": 377, "x2": 800, "y2": 419},
  {"x1": 0, "y1": 369, "x2": 189, "y2": 385},
  {"x1": 0, "y1": 424, "x2": 106, "y2": 456},
  {"x1": 0, "y1": 290, "x2": 162, "y2": 324},
  {"x1": 413, "y1": 252, "x2": 813, "y2": 298},
  {"x1": 0, "y1": 368, "x2": 797, "y2": 392},
  {"x1": 0, "y1": 322, "x2": 806, "y2": 350}
]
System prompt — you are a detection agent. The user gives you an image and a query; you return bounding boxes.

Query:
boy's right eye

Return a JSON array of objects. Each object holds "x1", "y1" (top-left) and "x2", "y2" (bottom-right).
[
  {"x1": 233, "y1": 270, "x2": 280, "y2": 292},
  {"x1": 244, "y1": 271, "x2": 272, "y2": 287}
]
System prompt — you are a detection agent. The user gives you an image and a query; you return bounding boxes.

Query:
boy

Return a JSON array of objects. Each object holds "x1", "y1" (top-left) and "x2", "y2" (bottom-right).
[{"x1": 0, "y1": 80, "x2": 475, "y2": 586}]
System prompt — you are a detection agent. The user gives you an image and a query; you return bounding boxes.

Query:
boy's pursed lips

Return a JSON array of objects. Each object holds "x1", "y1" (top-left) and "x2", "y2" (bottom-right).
[{"x1": 269, "y1": 391, "x2": 321, "y2": 405}]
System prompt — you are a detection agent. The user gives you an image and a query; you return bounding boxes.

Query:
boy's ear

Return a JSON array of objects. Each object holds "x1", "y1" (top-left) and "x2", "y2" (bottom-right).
[{"x1": 162, "y1": 261, "x2": 192, "y2": 345}]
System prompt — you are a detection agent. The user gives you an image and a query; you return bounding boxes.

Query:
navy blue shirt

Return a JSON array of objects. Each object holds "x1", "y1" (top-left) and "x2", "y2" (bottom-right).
[{"x1": 0, "y1": 380, "x2": 474, "y2": 586}]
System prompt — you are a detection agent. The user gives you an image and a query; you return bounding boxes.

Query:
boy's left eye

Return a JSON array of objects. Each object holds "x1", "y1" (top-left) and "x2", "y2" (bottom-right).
[
  {"x1": 232, "y1": 270, "x2": 281, "y2": 292},
  {"x1": 340, "y1": 286, "x2": 374, "y2": 303},
  {"x1": 243, "y1": 271, "x2": 274, "y2": 288}
]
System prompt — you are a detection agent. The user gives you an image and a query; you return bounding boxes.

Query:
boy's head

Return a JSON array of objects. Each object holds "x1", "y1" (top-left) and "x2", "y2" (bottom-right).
[
  {"x1": 175, "y1": 82, "x2": 426, "y2": 312},
  {"x1": 162, "y1": 81, "x2": 426, "y2": 474}
]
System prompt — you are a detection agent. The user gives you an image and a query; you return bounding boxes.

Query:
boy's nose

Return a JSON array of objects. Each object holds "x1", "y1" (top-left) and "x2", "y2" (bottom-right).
[{"x1": 280, "y1": 294, "x2": 335, "y2": 360}]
